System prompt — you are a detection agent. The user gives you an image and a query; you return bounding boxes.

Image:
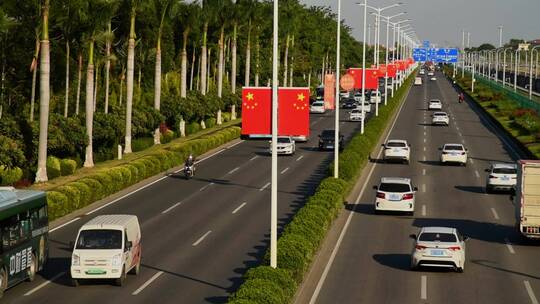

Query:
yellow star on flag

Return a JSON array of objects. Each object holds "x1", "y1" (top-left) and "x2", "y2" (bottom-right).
[
  {"x1": 297, "y1": 93, "x2": 306, "y2": 101},
  {"x1": 246, "y1": 92, "x2": 254, "y2": 101}
]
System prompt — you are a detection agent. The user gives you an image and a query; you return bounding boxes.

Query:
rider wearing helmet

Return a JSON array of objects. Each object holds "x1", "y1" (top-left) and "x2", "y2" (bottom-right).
[
  {"x1": 185, "y1": 154, "x2": 195, "y2": 167},
  {"x1": 458, "y1": 93, "x2": 464, "y2": 103}
]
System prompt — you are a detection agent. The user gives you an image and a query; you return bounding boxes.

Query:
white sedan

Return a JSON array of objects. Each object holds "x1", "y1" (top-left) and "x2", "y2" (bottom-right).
[
  {"x1": 370, "y1": 91, "x2": 382, "y2": 104},
  {"x1": 432, "y1": 112, "x2": 449, "y2": 126},
  {"x1": 410, "y1": 226, "x2": 468, "y2": 272},
  {"x1": 349, "y1": 109, "x2": 365, "y2": 121},
  {"x1": 373, "y1": 177, "x2": 417, "y2": 215},
  {"x1": 310, "y1": 101, "x2": 326, "y2": 114},
  {"x1": 358, "y1": 102, "x2": 371, "y2": 113},
  {"x1": 440, "y1": 143, "x2": 468, "y2": 166},
  {"x1": 383, "y1": 139, "x2": 411, "y2": 164},
  {"x1": 428, "y1": 99, "x2": 442, "y2": 110},
  {"x1": 269, "y1": 136, "x2": 295, "y2": 155},
  {"x1": 430, "y1": 76, "x2": 437, "y2": 81},
  {"x1": 485, "y1": 163, "x2": 517, "y2": 193}
]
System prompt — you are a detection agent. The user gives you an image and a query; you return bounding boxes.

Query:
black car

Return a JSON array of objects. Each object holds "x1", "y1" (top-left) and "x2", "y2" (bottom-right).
[
  {"x1": 318, "y1": 129, "x2": 344, "y2": 151},
  {"x1": 341, "y1": 98, "x2": 357, "y2": 109}
]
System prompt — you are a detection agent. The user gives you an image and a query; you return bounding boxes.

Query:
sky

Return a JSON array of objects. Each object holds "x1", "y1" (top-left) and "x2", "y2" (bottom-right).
[{"x1": 299, "y1": 0, "x2": 540, "y2": 48}]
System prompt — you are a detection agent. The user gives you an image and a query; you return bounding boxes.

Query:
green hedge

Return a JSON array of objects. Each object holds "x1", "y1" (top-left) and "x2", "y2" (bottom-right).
[
  {"x1": 45, "y1": 126, "x2": 242, "y2": 221},
  {"x1": 229, "y1": 71, "x2": 416, "y2": 303},
  {"x1": 46, "y1": 156, "x2": 62, "y2": 179},
  {"x1": 60, "y1": 159, "x2": 78, "y2": 176},
  {"x1": 0, "y1": 166, "x2": 23, "y2": 186}
]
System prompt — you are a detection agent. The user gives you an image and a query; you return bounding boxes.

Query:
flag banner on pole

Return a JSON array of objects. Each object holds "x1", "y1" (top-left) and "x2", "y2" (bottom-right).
[
  {"x1": 241, "y1": 87, "x2": 272, "y2": 135},
  {"x1": 324, "y1": 74, "x2": 336, "y2": 110},
  {"x1": 278, "y1": 87, "x2": 310, "y2": 137},
  {"x1": 347, "y1": 68, "x2": 379, "y2": 90},
  {"x1": 387, "y1": 64, "x2": 397, "y2": 78}
]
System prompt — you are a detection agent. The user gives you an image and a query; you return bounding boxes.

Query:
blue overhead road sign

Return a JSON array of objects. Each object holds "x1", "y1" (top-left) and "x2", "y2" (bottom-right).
[
  {"x1": 434, "y1": 48, "x2": 459, "y2": 63},
  {"x1": 413, "y1": 48, "x2": 427, "y2": 62},
  {"x1": 413, "y1": 47, "x2": 459, "y2": 63},
  {"x1": 423, "y1": 40, "x2": 430, "y2": 48}
]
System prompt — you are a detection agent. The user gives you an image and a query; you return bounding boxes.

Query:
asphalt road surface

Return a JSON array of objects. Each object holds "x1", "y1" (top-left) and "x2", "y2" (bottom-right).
[
  {"x1": 308, "y1": 71, "x2": 540, "y2": 304},
  {"x1": 4, "y1": 91, "x2": 385, "y2": 303}
]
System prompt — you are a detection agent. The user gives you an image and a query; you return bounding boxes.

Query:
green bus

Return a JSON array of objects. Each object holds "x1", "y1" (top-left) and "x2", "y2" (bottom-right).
[{"x1": 0, "y1": 187, "x2": 48, "y2": 298}]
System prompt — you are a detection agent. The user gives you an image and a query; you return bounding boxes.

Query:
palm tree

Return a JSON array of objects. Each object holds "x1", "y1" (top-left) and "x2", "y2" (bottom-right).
[
  {"x1": 124, "y1": 0, "x2": 142, "y2": 154},
  {"x1": 200, "y1": 0, "x2": 216, "y2": 95},
  {"x1": 176, "y1": 2, "x2": 200, "y2": 98},
  {"x1": 0, "y1": 8, "x2": 15, "y2": 120},
  {"x1": 35, "y1": 0, "x2": 50, "y2": 182}
]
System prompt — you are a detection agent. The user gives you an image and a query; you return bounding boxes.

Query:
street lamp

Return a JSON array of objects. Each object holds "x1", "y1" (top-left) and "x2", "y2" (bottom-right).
[
  {"x1": 515, "y1": 49, "x2": 523, "y2": 91},
  {"x1": 529, "y1": 46, "x2": 540, "y2": 99},
  {"x1": 355, "y1": 0, "x2": 368, "y2": 134},
  {"x1": 270, "y1": 0, "x2": 278, "y2": 269},
  {"x1": 380, "y1": 12, "x2": 406, "y2": 106},
  {"x1": 502, "y1": 47, "x2": 512, "y2": 87},
  {"x1": 334, "y1": 0, "x2": 342, "y2": 178}
]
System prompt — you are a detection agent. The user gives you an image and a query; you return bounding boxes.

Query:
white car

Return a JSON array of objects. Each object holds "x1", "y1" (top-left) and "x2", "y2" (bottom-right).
[
  {"x1": 340, "y1": 91, "x2": 350, "y2": 98},
  {"x1": 485, "y1": 163, "x2": 517, "y2": 193},
  {"x1": 310, "y1": 101, "x2": 326, "y2": 114},
  {"x1": 427, "y1": 71, "x2": 434, "y2": 76},
  {"x1": 432, "y1": 112, "x2": 449, "y2": 126},
  {"x1": 349, "y1": 109, "x2": 365, "y2": 121},
  {"x1": 414, "y1": 77, "x2": 423, "y2": 86},
  {"x1": 428, "y1": 99, "x2": 442, "y2": 110},
  {"x1": 383, "y1": 139, "x2": 411, "y2": 164},
  {"x1": 370, "y1": 91, "x2": 381, "y2": 104},
  {"x1": 373, "y1": 177, "x2": 417, "y2": 215},
  {"x1": 410, "y1": 226, "x2": 468, "y2": 273},
  {"x1": 440, "y1": 143, "x2": 468, "y2": 166},
  {"x1": 419, "y1": 69, "x2": 425, "y2": 75},
  {"x1": 269, "y1": 136, "x2": 295, "y2": 155},
  {"x1": 353, "y1": 92, "x2": 366, "y2": 103},
  {"x1": 430, "y1": 76, "x2": 437, "y2": 81},
  {"x1": 358, "y1": 102, "x2": 371, "y2": 113}
]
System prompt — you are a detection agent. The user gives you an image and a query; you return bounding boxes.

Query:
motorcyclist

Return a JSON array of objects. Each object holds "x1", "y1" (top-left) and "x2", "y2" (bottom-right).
[
  {"x1": 185, "y1": 154, "x2": 195, "y2": 172},
  {"x1": 458, "y1": 93, "x2": 464, "y2": 103}
]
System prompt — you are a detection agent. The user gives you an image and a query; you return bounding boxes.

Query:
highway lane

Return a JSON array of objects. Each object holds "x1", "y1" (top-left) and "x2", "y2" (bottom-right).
[
  {"x1": 5, "y1": 97, "x2": 377, "y2": 303},
  {"x1": 309, "y1": 70, "x2": 540, "y2": 304}
]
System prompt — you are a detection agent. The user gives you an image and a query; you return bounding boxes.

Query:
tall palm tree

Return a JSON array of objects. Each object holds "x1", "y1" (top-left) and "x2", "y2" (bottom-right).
[
  {"x1": 176, "y1": 2, "x2": 200, "y2": 98},
  {"x1": 124, "y1": 0, "x2": 142, "y2": 154},
  {"x1": 200, "y1": 0, "x2": 216, "y2": 95},
  {"x1": 35, "y1": 0, "x2": 51, "y2": 182}
]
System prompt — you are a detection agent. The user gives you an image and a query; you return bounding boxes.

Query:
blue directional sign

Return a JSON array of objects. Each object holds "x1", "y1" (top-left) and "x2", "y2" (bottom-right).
[
  {"x1": 423, "y1": 40, "x2": 430, "y2": 49},
  {"x1": 434, "y1": 48, "x2": 459, "y2": 63},
  {"x1": 412, "y1": 47, "x2": 459, "y2": 63},
  {"x1": 413, "y1": 48, "x2": 427, "y2": 62}
]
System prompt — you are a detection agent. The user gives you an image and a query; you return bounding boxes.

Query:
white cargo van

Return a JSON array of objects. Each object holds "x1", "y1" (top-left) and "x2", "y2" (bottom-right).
[
  {"x1": 514, "y1": 160, "x2": 540, "y2": 240},
  {"x1": 414, "y1": 77, "x2": 422, "y2": 86},
  {"x1": 70, "y1": 215, "x2": 141, "y2": 286}
]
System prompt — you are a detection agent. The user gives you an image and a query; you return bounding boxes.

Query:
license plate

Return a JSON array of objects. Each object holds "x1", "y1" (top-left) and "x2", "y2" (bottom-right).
[
  {"x1": 86, "y1": 269, "x2": 106, "y2": 275},
  {"x1": 451, "y1": 152, "x2": 459, "y2": 156},
  {"x1": 430, "y1": 249, "x2": 445, "y2": 256},
  {"x1": 389, "y1": 194, "x2": 401, "y2": 201},
  {"x1": 501, "y1": 176, "x2": 510, "y2": 181},
  {"x1": 393, "y1": 149, "x2": 400, "y2": 153},
  {"x1": 327, "y1": 145, "x2": 334, "y2": 149}
]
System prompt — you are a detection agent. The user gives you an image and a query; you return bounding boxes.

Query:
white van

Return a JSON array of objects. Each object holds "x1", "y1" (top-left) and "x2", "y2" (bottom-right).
[
  {"x1": 70, "y1": 215, "x2": 141, "y2": 286},
  {"x1": 414, "y1": 77, "x2": 423, "y2": 86},
  {"x1": 370, "y1": 90, "x2": 381, "y2": 104}
]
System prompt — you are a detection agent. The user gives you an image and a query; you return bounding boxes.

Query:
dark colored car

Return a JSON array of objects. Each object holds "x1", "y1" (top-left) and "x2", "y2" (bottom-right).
[
  {"x1": 318, "y1": 129, "x2": 344, "y2": 151},
  {"x1": 341, "y1": 98, "x2": 357, "y2": 109}
]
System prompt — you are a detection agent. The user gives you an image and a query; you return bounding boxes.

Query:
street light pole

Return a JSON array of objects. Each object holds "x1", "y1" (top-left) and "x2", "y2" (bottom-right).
[
  {"x1": 514, "y1": 49, "x2": 522, "y2": 92},
  {"x1": 381, "y1": 12, "x2": 406, "y2": 106},
  {"x1": 503, "y1": 48, "x2": 511, "y2": 87},
  {"x1": 361, "y1": 0, "x2": 367, "y2": 134},
  {"x1": 270, "y1": 0, "x2": 278, "y2": 269},
  {"x1": 530, "y1": 46, "x2": 540, "y2": 99},
  {"x1": 472, "y1": 52, "x2": 476, "y2": 92},
  {"x1": 334, "y1": 0, "x2": 341, "y2": 178},
  {"x1": 498, "y1": 25, "x2": 503, "y2": 48}
]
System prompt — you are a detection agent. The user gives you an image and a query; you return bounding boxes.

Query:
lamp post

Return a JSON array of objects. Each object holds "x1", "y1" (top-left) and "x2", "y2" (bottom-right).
[
  {"x1": 355, "y1": 0, "x2": 368, "y2": 134},
  {"x1": 461, "y1": 30, "x2": 465, "y2": 78},
  {"x1": 530, "y1": 46, "x2": 540, "y2": 99},
  {"x1": 381, "y1": 12, "x2": 406, "y2": 106},
  {"x1": 498, "y1": 25, "x2": 503, "y2": 48},
  {"x1": 503, "y1": 47, "x2": 512, "y2": 87},
  {"x1": 471, "y1": 51, "x2": 477, "y2": 92},
  {"x1": 334, "y1": 0, "x2": 341, "y2": 178},
  {"x1": 515, "y1": 49, "x2": 522, "y2": 92},
  {"x1": 270, "y1": 0, "x2": 278, "y2": 269}
]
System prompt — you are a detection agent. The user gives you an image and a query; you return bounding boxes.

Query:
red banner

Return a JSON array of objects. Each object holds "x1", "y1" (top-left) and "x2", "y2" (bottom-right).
[
  {"x1": 241, "y1": 87, "x2": 272, "y2": 135},
  {"x1": 278, "y1": 88, "x2": 310, "y2": 137},
  {"x1": 347, "y1": 68, "x2": 379, "y2": 90},
  {"x1": 386, "y1": 64, "x2": 397, "y2": 78},
  {"x1": 324, "y1": 74, "x2": 336, "y2": 110}
]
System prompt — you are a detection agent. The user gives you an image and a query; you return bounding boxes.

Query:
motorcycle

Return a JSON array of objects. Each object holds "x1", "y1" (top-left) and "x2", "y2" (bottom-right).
[{"x1": 184, "y1": 165, "x2": 194, "y2": 179}]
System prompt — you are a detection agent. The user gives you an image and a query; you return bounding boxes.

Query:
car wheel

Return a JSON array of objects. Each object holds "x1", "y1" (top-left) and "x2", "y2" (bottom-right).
[
  {"x1": 129, "y1": 259, "x2": 141, "y2": 275},
  {"x1": 71, "y1": 278, "x2": 80, "y2": 287},
  {"x1": 26, "y1": 253, "x2": 37, "y2": 282},
  {"x1": 456, "y1": 267, "x2": 464, "y2": 273},
  {"x1": 114, "y1": 266, "x2": 126, "y2": 287}
]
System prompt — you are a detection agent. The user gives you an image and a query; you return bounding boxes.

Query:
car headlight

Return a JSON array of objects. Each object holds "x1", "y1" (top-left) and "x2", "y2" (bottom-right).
[
  {"x1": 112, "y1": 254, "x2": 122, "y2": 267},
  {"x1": 72, "y1": 254, "x2": 80, "y2": 266}
]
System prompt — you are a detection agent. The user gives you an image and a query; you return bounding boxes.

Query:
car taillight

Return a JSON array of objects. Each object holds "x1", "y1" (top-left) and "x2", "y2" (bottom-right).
[
  {"x1": 403, "y1": 193, "x2": 414, "y2": 200},
  {"x1": 489, "y1": 175, "x2": 497, "y2": 179},
  {"x1": 448, "y1": 246, "x2": 461, "y2": 251},
  {"x1": 376, "y1": 192, "x2": 385, "y2": 199},
  {"x1": 415, "y1": 245, "x2": 427, "y2": 250},
  {"x1": 442, "y1": 151, "x2": 449, "y2": 154},
  {"x1": 460, "y1": 152, "x2": 466, "y2": 155}
]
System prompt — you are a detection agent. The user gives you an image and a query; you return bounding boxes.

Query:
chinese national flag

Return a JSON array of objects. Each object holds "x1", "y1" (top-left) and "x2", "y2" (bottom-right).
[
  {"x1": 278, "y1": 88, "x2": 310, "y2": 137},
  {"x1": 387, "y1": 64, "x2": 397, "y2": 77},
  {"x1": 347, "y1": 68, "x2": 378, "y2": 90},
  {"x1": 241, "y1": 87, "x2": 271, "y2": 135}
]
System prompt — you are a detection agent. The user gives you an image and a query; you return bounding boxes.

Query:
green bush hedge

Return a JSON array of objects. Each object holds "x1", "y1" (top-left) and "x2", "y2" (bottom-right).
[
  {"x1": 45, "y1": 126, "x2": 242, "y2": 221},
  {"x1": 229, "y1": 72, "x2": 416, "y2": 303},
  {"x1": 0, "y1": 166, "x2": 23, "y2": 186},
  {"x1": 186, "y1": 122, "x2": 201, "y2": 135},
  {"x1": 46, "y1": 156, "x2": 62, "y2": 179},
  {"x1": 132, "y1": 137, "x2": 154, "y2": 152},
  {"x1": 60, "y1": 159, "x2": 77, "y2": 176}
]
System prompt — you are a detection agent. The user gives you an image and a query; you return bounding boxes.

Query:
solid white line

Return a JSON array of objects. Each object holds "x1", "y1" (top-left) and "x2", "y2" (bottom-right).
[
  {"x1": 421, "y1": 275, "x2": 427, "y2": 300},
  {"x1": 309, "y1": 81, "x2": 412, "y2": 304},
  {"x1": 491, "y1": 207, "x2": 500, "y2": 220},
  {"x1": 132, "y1": 271, "x2": 164, "y2": 295},
  {"x1": 232, "y1": 202, "x2": 247, "y2": 214},
  {"x1": 422, "y1": 205, "x2": 426, "y2": 216},
  {"x1": 281, "y1": 167, "x2": 290, "y2": 175},
  {"x1": 24, "y1": 272, "x2": 65, "y2": 296},
  {"x1": 162, "y1": 201, "x2": 183, "y2": 214},
  {"x1": 505, "y1": 238, "x2": 516, "y2": 254},
  {"x1": 422, "y1": 184, "x2": 426, "y2": 193},
  {"x1": 50, "y1": 218, "x2": 80, "y2": 233},
  {"x1": 475, "y1": 170, "x2": 480, "y2": 178},
  {"x1": 422, "y1": 169, "x2": 426, "y2": 176},
  {"x1": 524, "y1": 281, "x2": 539, "y2": 304},
  {"x1": 228, "y1": 167, "x2": 240, "y2": 175},
  {"x1": 260, "y1": 182, "x2": 271, "y2": 191},
  {"x1": 249, "y1": 155, "x2": 258, "y2": 161},
  {"x1": 192, "y1": 230, "x2": 212, "y2": 246},
  {"x1": 296, "y1": 155, "x2": 304, "y2": 161}
]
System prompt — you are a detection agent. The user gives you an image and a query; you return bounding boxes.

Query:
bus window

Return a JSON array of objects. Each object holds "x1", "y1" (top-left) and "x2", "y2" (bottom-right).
[
  {"x1": 19, "y1": 212, "x2": 31, "y2": 240},
  {"x1": 30, "y1": 206, "x2": 47, "y2": 230},
  {"x1": 1, "y1": 216, "x2": 21, "y2": 250}
]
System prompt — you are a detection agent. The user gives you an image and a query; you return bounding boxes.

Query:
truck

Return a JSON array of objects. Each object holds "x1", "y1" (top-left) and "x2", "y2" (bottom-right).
[{"x1": 514, "y1": 160, "x2": 540, "y2": 239}]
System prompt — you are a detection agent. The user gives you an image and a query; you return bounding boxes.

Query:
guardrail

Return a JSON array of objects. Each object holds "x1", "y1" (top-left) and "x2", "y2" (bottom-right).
[{"x1": 474, "y1": 73, "x2": 540, "y2": 112}]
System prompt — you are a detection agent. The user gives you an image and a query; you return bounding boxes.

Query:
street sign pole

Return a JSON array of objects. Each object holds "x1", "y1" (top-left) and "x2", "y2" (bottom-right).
[
  {"x1": 270, "y1": 0, "x2": 278, "y2": 269},
  {"x1": 361, "y1": 0, "x2": 367, "y2": 135},
  {"x1": 334, "y1": 0, "x2": 341, "y2": 179}
]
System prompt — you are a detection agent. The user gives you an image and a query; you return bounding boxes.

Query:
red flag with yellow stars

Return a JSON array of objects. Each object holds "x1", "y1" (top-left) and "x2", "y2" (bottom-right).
[
  {"x1": 347, "y1": 68, "x2": 379, "y2": 90},
  {"x1": 241, "y1": 87, "x2": 271, "y2": 135},
  {"x1": 278, "y1": 87, "x2": 310, "y2": 137}
]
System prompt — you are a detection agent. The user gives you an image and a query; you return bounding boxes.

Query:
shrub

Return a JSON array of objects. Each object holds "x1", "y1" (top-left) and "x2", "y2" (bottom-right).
[
  {"x1": 243, "y1": 266, "x2": 297, "y2": 299},
  {"x1": 186, "y1": 122, "x2": 201, "y2": 135},
  {"x1": 89, "y1": 173, "x2": 114, "y2": 196},
  {"x1": 47, "y1": 191, "x2": 68, "y2": 220},
  {"x1": 230, "y1": 279, "x2": 286, "y2": 304},
  {"x1": 132, "y1": 137, "x2": 154, "y2": 152},
  {"x1": 55, "y1": 185, "x2": 81, "y2": 212},
  {"x1": 161, "y1": 129, "x2": 176, "y2": 144},
  {"x1": 222, "y1": 112, "x2": 231, "y2": 122},
  {"x1": 46, "y1": 156, "x2": 62, "y2": 179},
  {"x1": 0, "y1": 166, "x2": 23, "y2": 186},
  {"x1": 60, "y1": 159, "x2": 77, "y2": 176},
  {"x1": 69, "y1": 182, "x2": 92, "y2": 208},
  {"x1": 205, "y1": 117, "x2": 217, "y2": 128},
  {"x1": 78, "y1": 178, "x2": 105, "y2": 202}
]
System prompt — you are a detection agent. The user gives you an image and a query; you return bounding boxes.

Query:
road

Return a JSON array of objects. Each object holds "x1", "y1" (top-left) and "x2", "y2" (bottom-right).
[
  {"x1": 4, "y1": 91, "x2": 381, "y2": 303},
  {"x1": 308, "y1": 70, "x2": 540, "y2": 304}
]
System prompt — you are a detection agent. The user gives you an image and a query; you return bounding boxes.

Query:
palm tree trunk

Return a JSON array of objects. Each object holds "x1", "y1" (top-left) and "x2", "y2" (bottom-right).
[
  {"x1": 83, "y1": 40, "x2": 95, "y2": 168},
  {"x1": 232, "y1": 22, "x2": 238, "y2": 92},
  {"x1": 289, "y1": 35, "x2": 294, "y2": 87},
  {"x1": 283, "y1": 34, "x2": 289, "y2": 87},
  {"x1": 200, "y1": 22, "x2": 208, "y2": 95},
  {"x1": 217, "y1": 28, "x2": 224, "y2": 125},
  {"x1": 181, "y1": 29, "x2": 189, "y2": 98},
  {"x1": 255, "y1": 37, "x2": 260, "y2": 87},
  {"x1": 76, "y1": 53, "x2": 82, "y2": 115},
  {"x1": 119, "y1": 69, "x2": 125, "y2": 106},
  {"x1": 206, "y1": 48, "x2": 211, "y2": 94},
  {"x1": 64, "y1": 41, "x2": 70, "y2": 117},
  {"x1": 30, "y1": 38, "x2": 40, "y2": 122},
  {"x1": 244, "y1": 21, "x2": 251, "y2": 87},
  {"x1": 93, "y1": 62, "x2": 99, "y2": 112},
  {"x1": 196, "y1": 52, "x2": 201, "y2": 91},
  {"x1": 104, "y1": 22, "x2": 111, "y2": 114},
  {"x1": 153, "y1": 42, "x2": 162, "y2": 145},
  {"x1": 190, "y1": 48, "x2": 195, "y2": 91},
  {"x1": 35, "y1": 0, "x2": 50, "y2": 183},
  {"x1": 125, "y1": 13, "x2": 136, "y2": 154}
]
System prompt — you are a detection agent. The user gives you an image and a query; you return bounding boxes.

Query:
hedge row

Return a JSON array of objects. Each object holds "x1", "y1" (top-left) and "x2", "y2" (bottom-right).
[
  {"x1": 229, "y1": 72, "x2": 416, "y2": 304},
  {"x1": 46, "y1": 126, "x2": 241, "y2": 221}
]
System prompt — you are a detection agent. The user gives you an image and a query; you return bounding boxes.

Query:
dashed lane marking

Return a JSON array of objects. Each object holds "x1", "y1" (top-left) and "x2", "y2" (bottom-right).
[
  {"x1": 192, "y1": 230, "x2": 212, "y2": 246},
  {"x1": 421, "y1": 276, "x2": 427, "y2": 300},
  {"x1": 296, "y1": 155, "x2": 304, "y2": 161},
  {"x1": 505, "y1": 238, "x2": 516, "y2": 254},
  {"x1": 232, "y1": 202, "x2": 247, "y2": 214},
  {"x1": 24, "y1": 272, "x2": 66, "y2": 296},
  {"x1": 524, "y1": 281, "x2": 539, "y2": 304},
  {"x1": 281, "y1": 167, "x2": 289, "y2": 174},
  {"x1": 162, "y1": 201, "x2": 183, "y2": 214},
  {"x1": 491, "y1": 207, "x2": 500, "y2": 220},
  {"x1": 422, "y1": 205, "x2": 426, "y2": 216},
  {"x1": 132, "y1": 271, "x2": 164, "y2": 296},
  {"x1": 260, "y1": 182, "x2": 271, "y2": 191}
]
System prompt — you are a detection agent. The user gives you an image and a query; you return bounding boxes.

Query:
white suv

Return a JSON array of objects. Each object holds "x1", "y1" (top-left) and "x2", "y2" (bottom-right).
[
  {"x1": 269, "y1": 136, "x2": 295, "y2": 155},
  {"x1": 432, "y1": 112, "x2": 449, "y2": 126},
  {"x1": 440, "y1": 143, "x2": 468, "y2": 166},
  {"x1": 310, "y1": 101, "x2": 326, "y2": 114},
  {"x1": 373, "y1": 177, "x2": 417, "y2": 215},
  {"x1": 485, "y1": 163, "x2": 517, "y2": 193},
  {"x1": 410, "y1": 226, "x2": 468, "y2": 273},
  {"x1": 383, "y1": 140, "x2": 411, "y2": 164},
  {"x1": 428, "y1": 99, "x2": 442, "y2": 110}
]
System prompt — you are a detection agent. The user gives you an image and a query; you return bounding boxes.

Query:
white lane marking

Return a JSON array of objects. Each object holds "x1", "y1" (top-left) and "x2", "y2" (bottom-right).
[
  {"x1": 296, "y1": 155, "x2": 304, "y2": 162},
  {"x1": 423, "y1": 138, "x2": 427, "y2": 143},
  {"x1": 132, "y1": 271, "x2": 164, "y2": 295},
  {"x1": 50, "y1": 218, "x2": 80, "y2": 233},
  {"x1": 193, "y1": 230, "x2": 212, "y2": 246},
  {"x1": 423, "y1": 156, "x2": 427, "y2": 161},
  {"x1": 422, "y1": 184, "x2": 426, "y2": 193},
  {"x1": 458, "y1": 131, "x2": 462, "y2": 137},
  {"x1": 260, "y1": 182, "x2": 271, "y2": 191},
  {"x1": 162, "y1": 201, "x2": 183, "y2": 214},
  {"x1": 24, "y1": 272, "x2": 66, "y2": 296},
  {"x1": 249, "y1": 155, "x2": 258, "y2": 161},
  {"x1": 281, "y1": 167, "x2": 289, "y2": 175},
  {"x1": 422, "y1": 205, "x2": 426, "y2": 216},
  {"x1": 470, "y1": 158, "x2": 474, "y2": 164},
  {"x1": 424, "y1": 126, "x2": 427, "y2": 130},
  {"x1": 505, "y1": 238, "x2": 515, "y2": 254},
  {"x1": 422, "y1": 169, "x2": 426, "y2": 176},
  {"x1": 83, "y1": 141, "x2": 244, "y2": 217},
  {"x1": 309, "y1": 81, "x2": 412, "y2": 304},
  {"x1": 525, "y1": 281, "x2": 539, "y2": 304},
  {"x1": 491, "y1": 207, "x2": 500, "y2": 220},
  {"x1": 423, "y1": 131, "x2": 426, "y2": 136},
  {"x1": 232, "y1": 202, "x2": 247, "y2": 214},
  {"x1": 341, "y1": 122, "x2": 346, "y2": 125},
  {"x1": 423, "y1": 147, "x2": 426, "y2": 152},
  {"x1": 421, "y1": 275, "x2": 427, "y2": 300},
  {"x1": 227, "y1": 167, "x2": 240, "y2": 175},
  {"x1": 475, "y1": 170, "x2": 480, "y2": 178},
  {"x1": 461, "y1": 138, "x2": 465, "y2": 144},
  {"x1": 199, "y1": 182, "x2": 214, "y2": 192}
]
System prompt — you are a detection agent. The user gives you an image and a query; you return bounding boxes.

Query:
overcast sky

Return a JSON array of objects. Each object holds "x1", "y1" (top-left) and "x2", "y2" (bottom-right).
[{"x1": 299, "y1": 0, "x2": 540, "y2": 48}]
